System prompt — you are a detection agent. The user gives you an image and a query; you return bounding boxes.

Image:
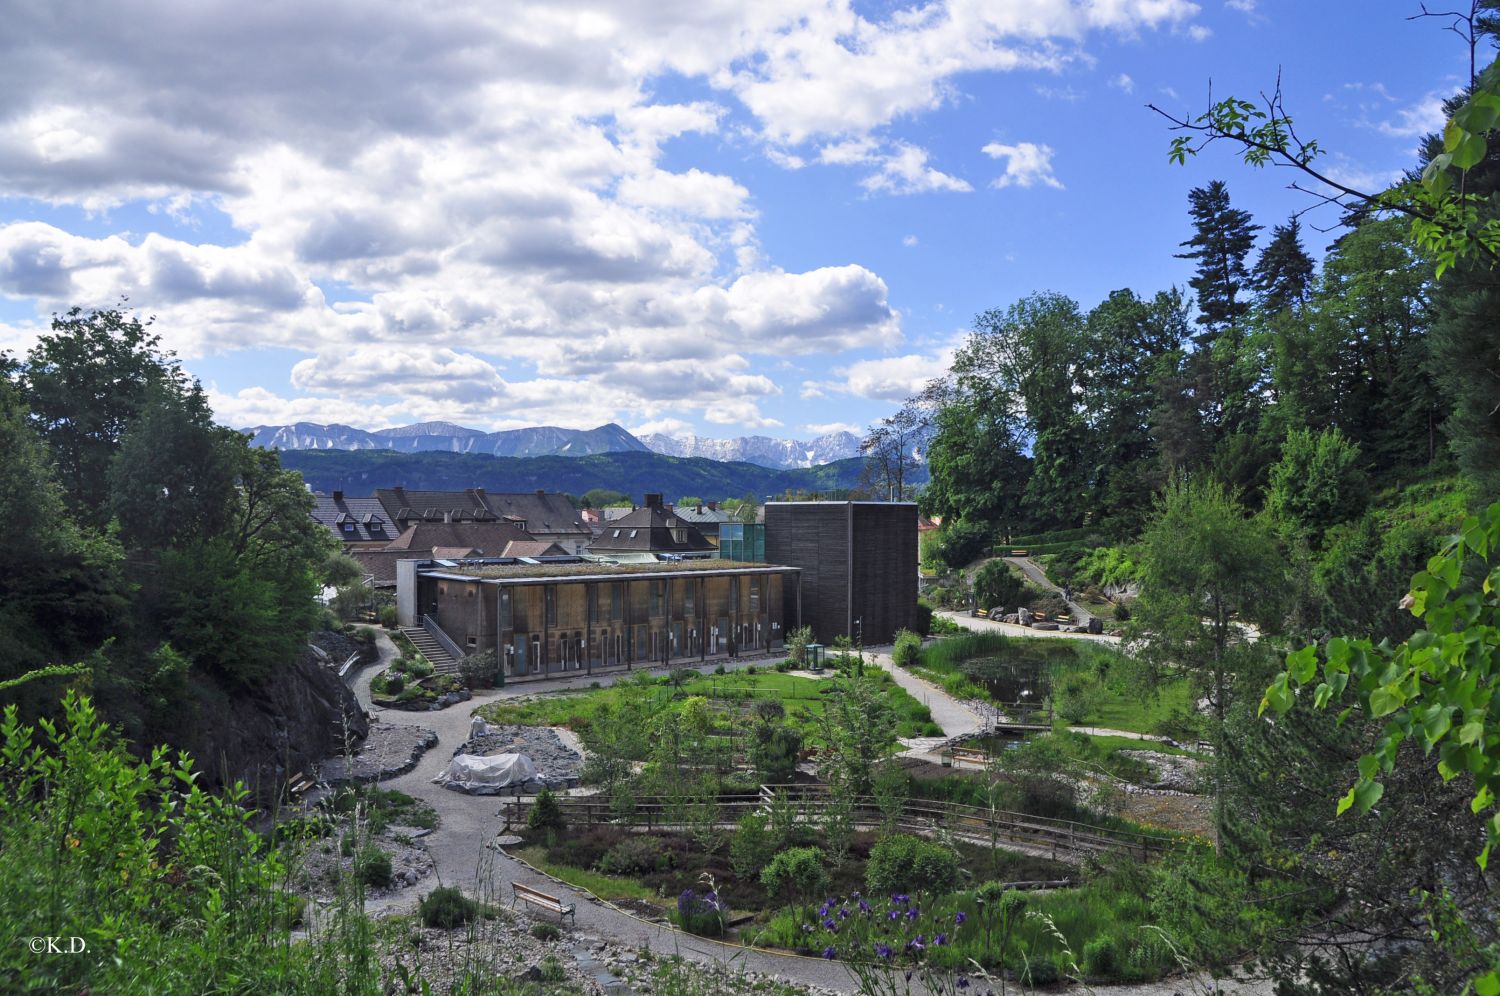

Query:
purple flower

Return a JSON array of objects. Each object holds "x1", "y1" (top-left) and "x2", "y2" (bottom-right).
[
  {"x1": 906, "y1": 907, "x2": 920, "y2": 921},
  {"x1": 892, "y1": 894, "x2": 910, "y2": 905},
  {"x1": 907, "y1": 936, "x2": 925, "y2": 952},
  {"x1": 954, "y1": 911, "x2": 967, "y2": 925},
  {"x1": 888, "y1": 910, "x2": 901, "y2": 921},
  {"x1": 822, "y1": 946, "x2": 837, "y2": 960},
  {"x1": 933, "y1": 933, "x2": 947, "y2": 946},
  {"x1": 839, "y1": 908, "x2": 850, "y2": 919},
  {"x1": 858, "y1": 899, "x2": 871, "y2": 913},
  {"x1": 875, "y1": 943, "x2": 893, "y2": 960},
  {"x1": 822, "y1": 918, "x2": 837, "y2": 930},
  {"x1": 957, "y1": 977, "x2": 970, "y2": 990}
]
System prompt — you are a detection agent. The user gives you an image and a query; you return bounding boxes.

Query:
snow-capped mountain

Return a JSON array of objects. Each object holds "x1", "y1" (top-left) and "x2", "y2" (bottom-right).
[
  {"x1": 241, "y1": 420, "x2": 866, "y2": 468},
  {"x1": 241, "y1": 421, "x2": 649, "y2": 458},
  {"x1": 636, "y1": 431, "x2": 863, "y2": 469}
]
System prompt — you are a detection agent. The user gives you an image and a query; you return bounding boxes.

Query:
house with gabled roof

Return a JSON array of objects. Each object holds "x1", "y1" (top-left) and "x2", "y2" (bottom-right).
[{"x1": 587, "y1": 493, "x2": 715, "y2": 558}]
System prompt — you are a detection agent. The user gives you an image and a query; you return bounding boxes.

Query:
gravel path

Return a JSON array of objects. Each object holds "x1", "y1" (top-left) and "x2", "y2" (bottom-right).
[{"x1": 937, "y1": 608, "x2": 1123, "y2": 644}]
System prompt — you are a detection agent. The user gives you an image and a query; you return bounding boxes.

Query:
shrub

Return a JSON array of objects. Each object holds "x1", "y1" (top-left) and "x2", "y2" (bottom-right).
[
  {"x1": 786, "y1": 625, "x2": 814, "y2": 664},
  {"x1": 761, "y1": 847, "x2": 828, "y2": 908},
  {"x1": 395, "y1": 685, "x2": 427, "y2": 703},
  {"x1": 459, "y1": 649, "x2": 498, "y2": 689},
  {"x1": 677, "y1": 888, "x2": 726, "y2": 937},
  {"x1": 598, "y1": 836, "x2": 671, "y2": 875},
  {"x1": 405, "y1": 656, "x2": 435, "y2": 679},
  {"x1": 530, "y1": 922, "x2": 562, "y2": 942},
  {"x1": 932, "y1": 520, "x2": 992, "y2": 570},
  {"x1": 892, "y1": 629, "x2": 922, "y2": 667},
  {"x1": 1083, "y1": 935, "x2": 1119, "y2": 977},
  {"x1": 730, "y1": 811, "x2": 779, "y2": 882},
  {"x1": 913, "y1": 598, "x2": 934, "y2": 636},
  {"x1": 537, "y1": 956, "x2": 567, "y2": 983},
  {"x1": 865, "y1": 833, "x2": 959, "y2": 897},
  {"x1": 746, "y1": 664, "x2": 758, "y2": 674},
  {"x1": 356, "y1": 847, "x2": 393, "y2": 888},
  {"x1": 420, "y1": 886, "x2": 477, "y2": 928},
  {"x1": 528, "y1": 788, "x2": 566, "y2": 833},
  {"x1": 379, "y1": 604, "x2": 399, "y2": 628},
  {"x1": 974, "y1": 560, "x2": 1026, "y2": 613},
  {"x1": 714, "y1": 664, "x2": 726, "y2": 675},
  {"x1": 382, "y1": 670, "x2": 404, "y2": 694}
]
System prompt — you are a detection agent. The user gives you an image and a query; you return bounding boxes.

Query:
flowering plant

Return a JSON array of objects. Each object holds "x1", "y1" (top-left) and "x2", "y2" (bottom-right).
[
  {"x1": 676, "y1": 886, "x2": 726, "y2": 937},
  {"x1": 806, "y1": 891, "x2": 990, "y2": 996}
]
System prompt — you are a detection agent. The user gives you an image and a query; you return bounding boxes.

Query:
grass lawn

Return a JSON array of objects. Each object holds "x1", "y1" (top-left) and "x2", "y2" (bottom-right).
[
  {"x1": 511, "y1": 845, "x2": 658, "y2": 902},
  {"x1": 477, "y1": 667, "x2": 942, "y2": 748},
  {"x1": 1080, "y1": 678, "x2": 1194, "y2": 736}
]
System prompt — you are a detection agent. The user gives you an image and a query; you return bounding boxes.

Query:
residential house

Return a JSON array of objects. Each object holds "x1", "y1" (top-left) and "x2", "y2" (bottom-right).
[{"x1": 586, "y1": 493, "x2": 715, "y2": 558}]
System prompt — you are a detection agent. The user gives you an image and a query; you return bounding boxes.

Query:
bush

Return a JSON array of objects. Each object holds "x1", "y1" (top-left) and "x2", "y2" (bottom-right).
[
  {"x1": 379, "y1": 604, "x2": 399, "y2": 628},
  {"x1": 406, "y1": 656, "x2": 435, "y2": 679},
  {"x1": 530, "y1": 922, "x2": 562, "y2": 942},
  {"x1": 714, "y1": 664, "x2": 726, "y2": 675},
  {"x1": 730, "y1": 811, "x2": 779, "y2": 882},
  {"x1": 786, "y1": 625, "x2": 814, "y2": 664},
  {"x1": 677, "y1": 888, "x2": 726, "y2": 937},
  {"x1": 395, "y1": 685, "x2": 427, "y2": 703},
  {"x1": 913, "y1": 598, "x2": 934, "y2": 636},
  {"x1": 865, "y1": 833, "x2": 959, "y2": 897},
  {"x1": 931, "y1": 520, "x2": 992, "y2": 570},
  {"x1": 1083, "y1": 935, "x2": 1119, "y2": 977},
  {"x1": 761, "y1": 847, "x2": 828, "y2": 907},
  {"x1": 598, "y1": 836, "x2": 672, "y2": 875},
  {"x1": 420, "y1": 886, "x2": 477, "y2": 928},
  {"x1": 356, "y1": 847, "x2": 392, "y2": 888},
  {"x1": 973, "y1": 560, "x2": 1026, "y2": 613},
  {"x1": 381, "y1": 670, "x2": 404, "y2": 695},
  {"x1": 459, "y1": 649, "x2": 499, "y2": 689},
  {"x1": 892, "y1": 629, "x2": 922, "y2": 667},
  {"x1": 528, "y1": 788, "x2": 566, "y2": 834}
]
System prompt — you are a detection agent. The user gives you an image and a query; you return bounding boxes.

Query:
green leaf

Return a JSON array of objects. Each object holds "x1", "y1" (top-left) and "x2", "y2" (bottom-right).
[
  {"x1": 1451, "y1": 132, "x2": 1488, "y2": 171},
  {"x1": 1289, "y1": 644, "x2": 1319, "y2": 685},
  {"x1": 1336, "y1": 785, "x2": 1357, "y2": 816},
  {"x1": 1422, "y1": 707, "x2": 1453, "y2": 748},
  {"x1": 1460, "y1": 720, "x2": 1485, "y2": 746},
  {"x1": 1444, "y1": 119, "x2": 1465, "y2": 153},
  {"x1": 1354, "y1": 778, "x2": 1384, "y2": 813},
  {"x1": 1472, "y1": 784, "x2": 1495, "y2": 815},
  {"x1": 1369, "y1": 685, "x2": 1405, "y2": 717},
  {"x1": 1357, "y1": 754, "x2": 1380, "y2": 780}
]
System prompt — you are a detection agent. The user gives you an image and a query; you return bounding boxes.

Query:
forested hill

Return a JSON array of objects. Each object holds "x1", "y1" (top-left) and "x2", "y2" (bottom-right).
[{"x1": 278, "y1": 448, "x2": 925, "y2": 499}]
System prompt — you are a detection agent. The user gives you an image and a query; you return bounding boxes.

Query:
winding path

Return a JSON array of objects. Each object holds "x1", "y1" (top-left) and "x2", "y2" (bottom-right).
[{"x1": 347, "y1": 631, "x2": 1268, "y2": 995}]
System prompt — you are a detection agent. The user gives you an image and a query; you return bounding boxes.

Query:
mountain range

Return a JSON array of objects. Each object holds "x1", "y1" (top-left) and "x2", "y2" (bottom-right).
[
  {"x1": 275, "y1": 449, "x2": 920, "y2": 501},
  {"x1": 241, "y1": 420, "x2": 864, "y2": 469}
]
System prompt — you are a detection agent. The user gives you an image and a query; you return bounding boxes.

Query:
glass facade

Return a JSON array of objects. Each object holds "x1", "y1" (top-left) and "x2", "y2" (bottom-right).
[{"x1": 718, "y1": 522, "x2": 765, "y2": 562}]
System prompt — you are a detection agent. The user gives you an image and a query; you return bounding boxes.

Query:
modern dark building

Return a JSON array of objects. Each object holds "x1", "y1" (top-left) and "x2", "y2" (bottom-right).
[
  {"x1": 763, "y1": 501, "x2": 917, "y2": 646},
  {"x1": 396, "y1": 557, "x2": 799, "y2": 679}
]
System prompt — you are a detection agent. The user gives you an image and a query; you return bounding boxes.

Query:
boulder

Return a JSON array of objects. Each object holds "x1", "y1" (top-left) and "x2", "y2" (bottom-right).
[
  {"x1": 1087, "y1": 617, "x2": 1104, "y2": 635},
  {"x1": 1017, "y1": 607, "x2": 1033, "y2": 626}
]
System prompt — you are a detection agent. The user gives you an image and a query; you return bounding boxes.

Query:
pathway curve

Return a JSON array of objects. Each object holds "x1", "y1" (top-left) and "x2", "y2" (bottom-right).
[
  {"x1": 937, "y1": 608, "x2": 1122, "y2": 645},
  {"x1": 346, "y1": 631, "x2": 1262, "y2": 995}
]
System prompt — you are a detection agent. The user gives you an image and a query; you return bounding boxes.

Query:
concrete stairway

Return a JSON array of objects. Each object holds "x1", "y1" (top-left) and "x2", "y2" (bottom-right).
[{"x1": 399, "y1": 626, "x2": 459, "y2": 675}]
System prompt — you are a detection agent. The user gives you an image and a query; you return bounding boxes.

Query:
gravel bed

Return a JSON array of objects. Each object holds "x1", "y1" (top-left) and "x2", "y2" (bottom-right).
[
  {"x1": 319, "y1": 721, "x2": 439, "y2": 785},
  {"x1": 457, "y1": 724, "x2": 583, "y2": 780},
  {"x1": 294, "y1": 824, "x2": 436, "y2": 900},
  {"x1": 1118, "y1": 749, "x2": 1204, "y2": 793}
]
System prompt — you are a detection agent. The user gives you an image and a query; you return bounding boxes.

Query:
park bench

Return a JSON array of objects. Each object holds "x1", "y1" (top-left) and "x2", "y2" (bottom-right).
[
  {"x1": 511, "y1": 881, "x2": 576, "y2": 924},
  {"x1": 286, "y1": 771, "x2": 316, "y2": 800}
]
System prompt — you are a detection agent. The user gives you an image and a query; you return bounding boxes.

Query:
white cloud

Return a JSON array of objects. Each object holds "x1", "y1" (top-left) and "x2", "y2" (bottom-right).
[
  {"x1": 630, "y1": 417, "x2": 696, "y2": 437},
  {"x1": 902, "y1": 234, "x2": 919, "y2": 247},
  {"x1": 1376, "y1": 92, "x2": 1448, "y2": 139},
  {"x1": 1111, "y1": 73, "x2": 1135, "y2": 94},
  {"x1": 1225, "y1": 0, "x2": 1256, "y2": 12},
  {"x1": 836, "y1": 348, "x2": 954, "y2": 401},
  {"x1": 804, "y1": 421, "x2": 863, "y2": 435},
  {"x1": 981, "y1": 141, "x2": 1064, "y2": 189},
  {"x1": 0, "y1": 0, "x2": 1208, "y2": 432}
]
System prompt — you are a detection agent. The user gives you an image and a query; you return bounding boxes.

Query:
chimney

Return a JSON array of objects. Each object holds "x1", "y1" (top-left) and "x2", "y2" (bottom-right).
[
  {"x1": 444, "y1": 511, "x2": 453, "y2": 523},
  {"x1": 333, "y1": 489, "x2": 344, "y2": 502},
  {"x1": 707, "y1": 501, "x2": 718, "y2": 511},
  {"x1": 644, "y1": 493, "x2": 663, "y2": 510},
  {"x1": 536, "y1": 489, "x2": 546, "y2": 498}
]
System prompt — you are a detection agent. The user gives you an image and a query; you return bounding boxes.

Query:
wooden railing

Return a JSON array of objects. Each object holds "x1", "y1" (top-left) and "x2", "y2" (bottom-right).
[{"x1": 499, "y1": 783, "x2": 1174, "y2": 863}]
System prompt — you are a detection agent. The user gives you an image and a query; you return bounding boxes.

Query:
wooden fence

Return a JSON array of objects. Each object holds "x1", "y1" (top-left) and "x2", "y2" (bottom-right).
[{"x1": 499, "y1": 783, "x2": 1173, "y2": 863}]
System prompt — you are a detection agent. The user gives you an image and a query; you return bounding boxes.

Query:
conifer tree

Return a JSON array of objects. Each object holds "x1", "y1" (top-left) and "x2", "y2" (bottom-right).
[
  {"x1": 1252, "y1": 216, "x2": 1316, "y2": 314},
  {"x1": 1175, "y1": 180, "x2": 1261, "y2": 339}
]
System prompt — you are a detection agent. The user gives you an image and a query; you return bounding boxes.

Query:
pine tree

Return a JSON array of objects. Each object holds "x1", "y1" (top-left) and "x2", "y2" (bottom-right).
[
  {"x1": 1252, "y1": 216, "x2": 1316, "y2": 314},
  {"x1": 1175, "y1": 180, "x2": 1261, "y2": 339}
]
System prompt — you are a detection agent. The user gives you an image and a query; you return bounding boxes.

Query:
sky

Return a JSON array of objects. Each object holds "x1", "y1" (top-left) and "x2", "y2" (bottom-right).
[{"x1": 0, "y1": 1, "x2": 1469, "y2": 441}]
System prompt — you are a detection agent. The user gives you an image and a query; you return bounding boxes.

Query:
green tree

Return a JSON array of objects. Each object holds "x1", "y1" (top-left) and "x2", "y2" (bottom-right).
[
  {"x1": 817, "y1": 676, "x2": 895, "y2": 796},
  {"x1": 1176, "y1": 180, "x2": 1261, "y2": 338},
  {"x1": 15, "y1": 307, "x2": 187, "y2": 524},
  {"x1": 1265, "y1": 428, "x2": 1370, "y2": 547},
  {"x1": 1130, "y1": 479, "x2": 1286, "y2": 723},
  {"x1": 760, "y1": 847, "x2": 828, "y2": 917},
  {"x1": 1251, "y1": 216, "x2": 1316, "y2": 314}
]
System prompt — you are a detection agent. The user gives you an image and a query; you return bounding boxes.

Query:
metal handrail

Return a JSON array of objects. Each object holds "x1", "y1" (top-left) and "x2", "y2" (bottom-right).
[{"x1": 421, "y1": 614, "x2": 465, "y2": 662}]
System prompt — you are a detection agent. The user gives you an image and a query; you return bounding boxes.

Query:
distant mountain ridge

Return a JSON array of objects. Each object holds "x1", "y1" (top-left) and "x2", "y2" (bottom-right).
[
  {"x1": 275, "y1": 448, "x2": 922, "y2": 500},
  {"x1": 242, "y1": 420, "x2": 865, "y2": 469},
  {"x1": 636, "y1": 430, "x2": 862, "y2": 468}
]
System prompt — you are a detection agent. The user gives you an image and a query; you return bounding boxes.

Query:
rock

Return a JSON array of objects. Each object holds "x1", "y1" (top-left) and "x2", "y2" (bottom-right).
[
  {"x1": 1017, "y1": 607, "x2": 1032, "y2": 626},
  {"x1": 1030, "y1": 621, "x2": 1059, "y2": 631},
  {"x1": 1001, "y1": 613, "x2": 1019, "y2": 624},
  {"x1": 318, "y1": 722, "x2": 437, "y2": 785},
  {"x1": 1087, "y1": 617, "x2": 1104, "y2": 635}
]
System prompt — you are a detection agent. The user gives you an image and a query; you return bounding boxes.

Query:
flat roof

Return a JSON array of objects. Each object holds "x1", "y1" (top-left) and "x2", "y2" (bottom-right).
[
  {"x1": 419, "y1": 557, "x2": 798, "y2": 585},
  {"x1": 764, "y1": 500, "x2": 918, "y2": 506}
]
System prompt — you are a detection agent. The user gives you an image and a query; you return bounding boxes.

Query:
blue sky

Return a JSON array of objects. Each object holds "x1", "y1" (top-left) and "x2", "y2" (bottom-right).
[{"x1": 0, "y1": 1, "x2": 1467, "y2": 441}]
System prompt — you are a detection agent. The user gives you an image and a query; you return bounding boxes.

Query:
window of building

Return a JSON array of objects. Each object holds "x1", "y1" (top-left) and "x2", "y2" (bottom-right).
[
  {"x1": 499, "y1": 590, "x2": 512, "y2": 628},
  {"x1": 545, "y1": 586, "x2": 556, "y2": 628},
  {"x1": 684, "y1": 580, "x2": 695, "y2": 616},
  {"x1": 611, "y1": 584, "x2": 622, "y2": 621},
  {"x1": 630, "y1": 529, "x2": 638, "y2": 538},
  {"x1": 613, "y1": 529, "x2": 620, "y2": 538}
]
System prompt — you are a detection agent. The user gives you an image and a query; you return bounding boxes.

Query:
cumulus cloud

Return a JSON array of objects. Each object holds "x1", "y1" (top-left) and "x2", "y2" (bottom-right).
[
  {"x1": 836, "y1": 348, "x2": 954, "y2": 401},
  {"x1": 804, "y1": 421, "x2": 863, "y2": 435},
  {"x1": 1376, "y1": 92, "x2": 1448, "y2": 139},
  {"x1": 0, "y1": 0, "x2": 1205, "y2": 431},
  {"x1": 981, "y1": 141, "x2": 1064, "y2": 189},
  {"x1": 1111, "y1": 72, "x2": 1135, "y2": 93}
]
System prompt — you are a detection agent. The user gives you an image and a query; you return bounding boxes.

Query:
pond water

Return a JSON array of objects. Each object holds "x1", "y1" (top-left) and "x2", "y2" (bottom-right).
[{"x1": 959, "y1": 654, "x2": 1051, "y2": 706}]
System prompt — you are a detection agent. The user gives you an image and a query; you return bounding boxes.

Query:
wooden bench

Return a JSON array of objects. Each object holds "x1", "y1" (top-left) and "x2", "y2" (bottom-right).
[
  {"x1": 286, "y1": 771, "x2": 316, "y2": 800},
  {"x1": 511, "y1": 881, "x2": 576, "y2": 924}
]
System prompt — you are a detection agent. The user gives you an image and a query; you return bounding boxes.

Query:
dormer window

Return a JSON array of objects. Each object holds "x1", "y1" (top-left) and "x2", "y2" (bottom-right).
[
  {"x1": 629, "y1": 529, "x2": 638, "y2": 538},
  {"x1": 613, "y1": 529, "x2": 620, "y2": 537}
]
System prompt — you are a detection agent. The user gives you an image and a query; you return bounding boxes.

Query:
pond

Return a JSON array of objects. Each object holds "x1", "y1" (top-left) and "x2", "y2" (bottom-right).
[{"x1": 959, "y1": 654, "x2": 1051, "y2": 708}]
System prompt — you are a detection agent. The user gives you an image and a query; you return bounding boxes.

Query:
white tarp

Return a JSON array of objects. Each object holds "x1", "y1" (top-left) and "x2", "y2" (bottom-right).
[{"x1": 432, "y1": 752, "x2": 537, "y2": 794}]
